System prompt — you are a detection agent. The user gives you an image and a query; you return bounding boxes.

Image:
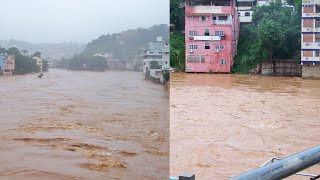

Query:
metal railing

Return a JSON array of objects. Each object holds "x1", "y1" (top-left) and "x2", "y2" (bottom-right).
[{"x1": 231, "y1": 145, "x2": 320, "y2": 180}]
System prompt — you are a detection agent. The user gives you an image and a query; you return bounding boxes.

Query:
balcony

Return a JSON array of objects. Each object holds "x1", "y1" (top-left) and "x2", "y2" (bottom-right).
[
  {"x1": 186, "y1": 6, "x2": 232, "y2": 15},
  {"x1": 302, "y1": 13, "x2": 320, "y2": 18},
  {"x1": 213, "y1": 20, "x2": 232, "y2": 25},
  {"x1": 302, "y1": 0, "x2": 320, "y2": 4},
  {"x1": 193, "y1": 36, "x2": 221, "y2": 41},
  {"x1": 237, "y1": 6, "x2": 254, "y2": 10},
  {"x1": 301, "y1": 56, "x2": 320, "y2": 61},
  {"x1": 302, "y1": 42, "x2": 320, "y2": 49},
  {"x1": 301, "y1": 27, "x2": 320, "y2": 32},
  {"x1": 239, "y1": 16, "x2": 253, "y2": 22}
]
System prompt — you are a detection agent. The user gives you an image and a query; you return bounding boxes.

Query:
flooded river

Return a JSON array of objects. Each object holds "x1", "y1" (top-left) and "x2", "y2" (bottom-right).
[
  {"x1": 0, "y1": 69, "x2": 169, "y2": 180},
  {"x1": 170, "y1": 73, "x2": 320, "y2": 180}
]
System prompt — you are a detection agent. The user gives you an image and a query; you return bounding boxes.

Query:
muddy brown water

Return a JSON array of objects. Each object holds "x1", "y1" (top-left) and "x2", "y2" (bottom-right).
[
  {"x1": 0, "y1": 69, "x2": 169, "y2": 180},
  {"x1": 170, "y1": 73, "x2": 320, "y2": 180}
]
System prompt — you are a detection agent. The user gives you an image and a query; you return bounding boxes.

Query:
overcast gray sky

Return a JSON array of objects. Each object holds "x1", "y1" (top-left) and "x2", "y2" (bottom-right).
[{"x1": 0, "y1": 0, "x2": 169, "y2": 43}]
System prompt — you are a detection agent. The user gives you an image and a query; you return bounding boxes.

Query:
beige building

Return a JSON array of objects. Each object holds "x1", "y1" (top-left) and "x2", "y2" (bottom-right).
[{"x1": 33, "y1": 56, "x2": 43, "y2": 72}]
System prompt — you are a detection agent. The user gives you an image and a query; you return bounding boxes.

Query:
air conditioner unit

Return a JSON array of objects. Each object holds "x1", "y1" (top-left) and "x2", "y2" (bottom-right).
[
  {"x1": 189, "y1": 36, "x2": 194, "y2": 40},
  {"x1": 220, "y1": 35, "x2": 226, "y2": 40},
  {"x1": 189, "y1": 49, "x2": 194, "y2": 53},
  {"x1": 215, "y1": 49, "x2": 219, "y2": 53}
]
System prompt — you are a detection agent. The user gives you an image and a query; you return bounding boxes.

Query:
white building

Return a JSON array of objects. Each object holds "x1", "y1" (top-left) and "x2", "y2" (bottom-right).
[
  {"x1": 143, "y1": 37, "x2": 170, "y2": 84},
  {"x1": 33, "y1": 56, "x2": 43, "y2": 72}
]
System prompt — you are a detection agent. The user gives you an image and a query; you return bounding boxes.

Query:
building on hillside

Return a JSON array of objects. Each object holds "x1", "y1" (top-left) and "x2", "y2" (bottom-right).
[
  {"x1": 162, "y1": 41, "x2": 170, "y2": 71},
  {"x1": 3, "y1": 54, "x2": 15, "y2": 75},
  {"x1": 0, "y1": 53, "x2": 15, "y2": 75},
  {"x1": 0, "y1": 53, "x2": 5, "y2": 74},
  {"x1": 33, "y1": 56, "x2": 43, "y2": 72},
  {"x1": 142, "y1": 37, "x2": 170, "y2": 84},
  {"x1": 185, "y1": 0, "x2": 240, "y2": 73},
  {"x1": 301, "y1": 0, "x2": 320, "y2": 79},
  {"x1": 236, "y1": 0, "x2": 257, "y2": 23},
  {"x1": 142, "y1": 37, "x2": 164, "y2": 76}
]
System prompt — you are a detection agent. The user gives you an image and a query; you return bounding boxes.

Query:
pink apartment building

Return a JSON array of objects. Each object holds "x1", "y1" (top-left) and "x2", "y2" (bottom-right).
[{"x1": 185, "y1": 0, "x2": 240, "y2": 73}]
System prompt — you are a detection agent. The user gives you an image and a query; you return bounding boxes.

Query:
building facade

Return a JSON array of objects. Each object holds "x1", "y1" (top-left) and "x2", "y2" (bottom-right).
[
  {"x1": 185, "y1": 0, "x2": 240, "y2": 73},
  {"x1": 301, "y1": 0, "x2": 320, "y2": 79},
  {"x1": 0, "y1": 53, "x2": 15, "y2": 75},
  {"x1": 0, "y1": 53, "x2": 5, "y2": 74},
  {"x1": 236, "y1": 0, "x2": 256, "y2": 23}
]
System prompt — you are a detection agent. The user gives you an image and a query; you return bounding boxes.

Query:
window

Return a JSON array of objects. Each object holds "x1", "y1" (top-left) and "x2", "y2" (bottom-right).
[
  {"x1": 205, "y1": 42, "x2": 210, "y2": 49},
  {"x1": 200, "y1": 16, "x2": 208, "y2": 21},
  {"x1": 212, "y1": 16, "x2": 217, "y2": 20},
  {"x1": 189, "y1": 31, "x2": 197, "y2": 36},
  {"x1": 316, "y1": 34, "x2": 320, "y2": 42},
  {"x1": 204, "y1": 29, "x2": 210, "y2": 36},
  {"x1": 215, "y1": 44, "x2": 225, "y2": 50},
  {"x1": 187, "y1": 55, "x2": 200, "y2": 63},
  {"x1": 238, "y1": 12, "x2": 241, "y2": 17},
  {"x1": 219, "y1": 16, "x2": 228, "y2": 20},
  {"x1": 189, "y1": 44, "x2": 198, "y2": 50},
  {"x1": 245, "y1": 12, "x2": 250, "y2": 16},
  {"x1": 316, "y1": 20, "x2": 320, "y2": 28},
  {"x1": 215, "y1": 31, "x2": 224, "y2": 36},
  {"x1": 316, "y1": 5, "x2": 320, "y2": 13},
  {"x1": 316, "y1": 50, "x2": 320, "y2": 57},
  {"x1": 201, "y1": 56, "x2": 205, "y2": 63},
  {"x1": 219, "y1": 59, "x2": 227, "y2": 64}
]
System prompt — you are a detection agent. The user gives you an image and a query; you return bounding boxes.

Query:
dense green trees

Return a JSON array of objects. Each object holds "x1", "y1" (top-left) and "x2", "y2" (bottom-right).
[
  {"x1": 170, "y1": 32, "x2": 185, "y2": 71},
  {"x1": 83, "y1": 24, "x2": 169, "y2": 58},
  {"x1": 67, "y1": 54, "x2": 107, "y2": 71},
  {"x1": 232, "y1": 0, "x2": 301, "y2": 73},
  {"x1": 150, "y1": 60, "x2": 161, "y2": 69},
  {"x1": 170, "y1": 0, "x2": 185, "y2": 72},
  {"x1": 170, "y1": 0, "x2": 185, "y2": 31},
  {"x1": 4, "y1": 47, "x2": 40, "y2": 74}
]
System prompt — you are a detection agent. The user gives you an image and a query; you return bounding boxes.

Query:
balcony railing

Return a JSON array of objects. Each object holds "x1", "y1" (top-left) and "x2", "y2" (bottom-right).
[
  {"x1": 193, "y1": 35, "x2": 221, "y2": 41},
  {"x1": 302, "y1": 0, "x2": 320, "y2": 4},
  {"x1": 213, "y1": 20, "x2": 232, "y2": 25},
  {"x1": 302, "y1": 13, "x2": 320, "y2": 17},
  {"x1": 301, "y1": 56, "x2": 320, "y2": 61},
  {"x1": 301, "y1": 27, "x2": 320, "y2": 32},
  {"x1": 186, "y1": 6, "x2": 231, "y2": 15},
  {"x1": 302, "y1": 42, "x2": 320, "y2": 49}
]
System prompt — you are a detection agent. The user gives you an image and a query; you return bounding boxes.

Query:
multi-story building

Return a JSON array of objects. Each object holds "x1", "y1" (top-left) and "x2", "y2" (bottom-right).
[
  {"x1": 185, "y1": 0, "x2": 240, "y2": 73},
  {"x1": 3, "y1": 54, "x2": 15, "y2": 75},
  {"x1": 0, "y1": 53, "x2": 5, "y2": 74},
  {"x1": 236, "y1": 0, "x2": 257, "y2": 23},
  {"x1": 0, "y1": 53, "x2": 15, "y2": 75},
  {"x1": 142, "y1": 37, "x2": 164, "y2": 76},
  {"x1": 301, "y1": 0, "x2": 320, "y2": 79}
]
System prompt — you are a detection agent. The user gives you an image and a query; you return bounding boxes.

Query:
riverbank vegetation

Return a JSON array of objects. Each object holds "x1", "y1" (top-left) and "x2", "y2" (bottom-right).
[
  {"x1": 1, "y1": 47, "x2": 48, "y2": 75},
  {"x1": 67, "y1": 54, "x2": 107, "y2": 71},
  {"x1": 60, "y1": 24, "x2": 169, "y2": 71},
  {"x1": 232, "y1": 0, "x2": 301, "y2": 74},
  {"x1": 170, "y1": 0, "x2": 185, "y2": 72}
]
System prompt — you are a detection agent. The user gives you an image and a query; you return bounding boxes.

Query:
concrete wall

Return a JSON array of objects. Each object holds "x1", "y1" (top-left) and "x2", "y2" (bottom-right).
[
  {"x1": 302, "y1": 64, "x2": 320, "y2": 79},
  {"x1": 261, "y1": 61, "x2": 302, "y2": 77}
]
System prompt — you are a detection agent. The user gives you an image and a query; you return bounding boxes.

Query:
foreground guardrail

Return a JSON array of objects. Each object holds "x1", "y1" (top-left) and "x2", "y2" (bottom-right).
[
  {"x1": 231, "y1": 145, "x2": 320, "y2": 180},
  {"x1": 170, "y1": 173, "x2": 195, "y2": 180}
]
